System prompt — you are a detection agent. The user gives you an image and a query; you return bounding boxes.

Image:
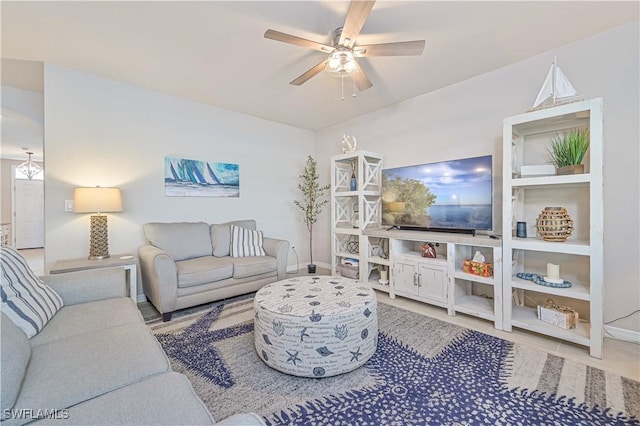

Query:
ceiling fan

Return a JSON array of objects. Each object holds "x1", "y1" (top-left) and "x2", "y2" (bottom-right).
[{"x1": 264, "y1": 0, "x2": 425, "y2": 97}]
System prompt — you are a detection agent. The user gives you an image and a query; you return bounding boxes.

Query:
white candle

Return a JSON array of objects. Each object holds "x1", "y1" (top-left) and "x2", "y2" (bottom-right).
[{"x1": 547, "y1": 263, "x2": 560, "y2": 280}]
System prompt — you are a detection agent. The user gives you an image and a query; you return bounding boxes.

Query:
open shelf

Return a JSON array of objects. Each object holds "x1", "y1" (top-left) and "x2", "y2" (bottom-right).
[
  {"x1": 510, "y1": 276, "x2": 591, "y2": 301},
  {"x1": 511, "y1": 305, "x2": 590, "y2": 346},
  {"x1": 511, "y1": 174, "x2": 590, "y2": 188},
  {"x1": 511, "y1": 237, "x2": 590, "y2": 255},
  {"x1": 453, "y1": 295, "x2": 495, "y2": 321},
  {"x1": 368, "y1": 280, "x2": 390, "y2": 293},
  {"x1": 334, "y1": 251, "x2": 359, "y2": 260},
  {"x1": 368, "y1": 256, "x2": 390, "y2": 266},
  {"x1": 453, "y1": 270, "x2": 496, "y2": 286}
]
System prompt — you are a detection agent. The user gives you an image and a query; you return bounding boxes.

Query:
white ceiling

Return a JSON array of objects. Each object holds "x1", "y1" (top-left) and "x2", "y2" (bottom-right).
[{"x1": 1, "y1": 1, "x2": 638, "y2": 135}]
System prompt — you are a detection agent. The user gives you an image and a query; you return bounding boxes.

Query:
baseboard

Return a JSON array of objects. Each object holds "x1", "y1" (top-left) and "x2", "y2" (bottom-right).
[
  {"x1": 286, "y1": 261, "x2": 332, "y2": 273},
  {"x1": 605, "y1": 325, "x2": 640, "y2": 344},
  {"x1": 137, "y1": 294, "x2": 147, "y2": 304},
  {"x1": 315, "y1": 261, "x2": 331, "y2": 271}
]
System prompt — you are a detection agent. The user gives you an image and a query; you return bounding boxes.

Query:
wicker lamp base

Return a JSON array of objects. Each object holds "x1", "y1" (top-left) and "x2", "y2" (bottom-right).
[{"x1": 89, "y1": 214, "x2": 110, "y2": 259}]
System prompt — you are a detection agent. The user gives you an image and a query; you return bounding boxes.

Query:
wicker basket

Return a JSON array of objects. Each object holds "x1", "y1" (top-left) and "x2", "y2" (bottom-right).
[{"x1": 536, "y1": 207, "x2": 574, "y2": 242}]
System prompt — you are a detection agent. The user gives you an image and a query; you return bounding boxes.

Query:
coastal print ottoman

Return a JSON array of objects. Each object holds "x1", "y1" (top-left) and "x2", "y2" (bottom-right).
[{"x1": 253, "y1": 276, "x2": 378, "y2": 378}]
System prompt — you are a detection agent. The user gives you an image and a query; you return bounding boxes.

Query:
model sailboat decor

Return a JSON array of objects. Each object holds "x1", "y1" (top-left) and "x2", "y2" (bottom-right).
[{"x1": 532, "y1": 58, "x2": 582, "y2": 110}]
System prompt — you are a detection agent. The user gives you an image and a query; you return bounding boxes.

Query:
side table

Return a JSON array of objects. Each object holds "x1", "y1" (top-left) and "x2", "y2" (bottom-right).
[{"x1": 50, "y1": 255, "x2": 138, "y2": 303}]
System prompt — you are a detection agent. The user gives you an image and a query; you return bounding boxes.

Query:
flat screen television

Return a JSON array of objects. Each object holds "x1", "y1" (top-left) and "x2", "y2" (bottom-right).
[{"x1": 381, "y1": 155, "x2": 492, "y2": 233}]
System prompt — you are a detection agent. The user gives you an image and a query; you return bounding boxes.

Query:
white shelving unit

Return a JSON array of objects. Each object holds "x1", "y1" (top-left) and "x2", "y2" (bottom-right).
[
  {"x1": 364, "y1": 228, "x2": 503, "y2": 329},
  {"x1": 330, "y1": 150, "x2": 388, "y2": 293},
  {"x1": 332, "y1": 151, "x2": 503, "y2": 330},
  {"x1": 502, "y1": 98, "x2": 604, "y2": 358}
]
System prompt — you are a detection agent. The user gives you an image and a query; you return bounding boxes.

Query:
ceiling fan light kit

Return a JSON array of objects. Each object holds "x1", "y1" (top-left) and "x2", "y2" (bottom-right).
[
  {"x1": 264, "y1": 0, "x2": 425, "y2": 100},
  {"x1": 325, "y1": 48, "x2": 357, "y2": 78}
]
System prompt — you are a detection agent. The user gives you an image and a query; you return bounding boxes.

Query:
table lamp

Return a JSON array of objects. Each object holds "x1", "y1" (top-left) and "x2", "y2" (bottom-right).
[{"x1": 73, "y1": 186, "x2": 122, "y2": 259}]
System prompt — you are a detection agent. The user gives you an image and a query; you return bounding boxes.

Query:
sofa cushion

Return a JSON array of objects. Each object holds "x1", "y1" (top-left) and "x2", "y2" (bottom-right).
[
  {"x1": 176, "y1": 257, "x2": 234, "y2": 288},
  {"x1": 229, "y1": 256, "x2": 277, "y2": 279},
  {"x1": 143, "y1": 222, "x2": 212, "y2": 261},
  {"x1": 1, "y1": 246, "x2": 63, "y2": 338},
  {"x1": 210, "y1": 219, "x2": 256, "y2": 257},
  {"x1": 30, "y1": 298, "x2": 141, "y2": 347},
  {"x1": 38, "y1": 373, "x2": 214, "y2": 425},
  {"x1": 0, "y1": 312, "x2": 31, "y2": 412},
  {"x1": 11, "y1": 323, "x2": 170, "y2": 422},
  {"x1": 230, "y1": 225, "x2": 266, "y2": 258}
]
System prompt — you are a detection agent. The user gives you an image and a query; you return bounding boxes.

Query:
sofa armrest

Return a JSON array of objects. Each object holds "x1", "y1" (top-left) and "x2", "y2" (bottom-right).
[
  {"x1": 41, "y1": 267, "x2": 127, "y2": 306},
  {"x1": 263, "y1": 237, "x2": 290, "y2": 280},
  {"x1": 139, "y1": 244, "x2": 178, "y2": 314}
]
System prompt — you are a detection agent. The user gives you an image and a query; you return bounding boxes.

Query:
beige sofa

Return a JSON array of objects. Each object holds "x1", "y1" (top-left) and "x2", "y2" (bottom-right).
[
  {"x1": 139, "y1": 220, "x2": 289, "y2": 321},
  {"x1": 0, "y1": 262, "x2": 264, "y2": 425}
]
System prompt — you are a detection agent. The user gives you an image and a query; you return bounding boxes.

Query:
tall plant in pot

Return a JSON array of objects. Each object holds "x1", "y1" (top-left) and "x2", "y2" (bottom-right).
[
  {"x1": 294, "y1": 156, "x2": 330, "y2": 274},
  {"x1": 548, "y1": 127, "x2": 590, "y2": 175}
]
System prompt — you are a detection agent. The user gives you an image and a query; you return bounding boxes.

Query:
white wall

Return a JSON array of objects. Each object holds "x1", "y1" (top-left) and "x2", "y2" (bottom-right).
[
  {"x1": 315, "y1": 22, "x2": 640, "y2": 332},
  {"x1": 43, "y1": 64, "x2": 315, "y2": 293},
  {"x1": 1, "y1": 85, "x2": 44, "y2": 223}
]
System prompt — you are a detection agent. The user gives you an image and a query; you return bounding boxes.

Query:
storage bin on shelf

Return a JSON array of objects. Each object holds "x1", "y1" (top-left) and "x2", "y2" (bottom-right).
[{"x1": 537, "y1": 299, "x2": 579, "y2": 329}]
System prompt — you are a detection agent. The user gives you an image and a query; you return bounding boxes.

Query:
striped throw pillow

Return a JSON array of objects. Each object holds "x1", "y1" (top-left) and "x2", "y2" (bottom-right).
[
  {"x1": 230, "y1": 225, "x2": 266, "y2": 258},
  {"x1": 1, "y1": 246, "x2": 63, "y2": 338}
]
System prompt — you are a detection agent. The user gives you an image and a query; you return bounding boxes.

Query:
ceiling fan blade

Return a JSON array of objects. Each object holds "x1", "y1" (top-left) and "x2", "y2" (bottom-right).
[
  {"x1": 265, "y1": 29, "x2": 334, "y2": 53},
  {"x1": 339, "y1": 0, "x2": 375, "y2": 48},
  {"x1": 356, "y1": 40, "x2": 425, "y2": 57},
  {"x1": 353, "y1": 62, "x2": 373, "y2": 91},
  {"x1": 290, "y1": 59, "x2": 328, "y2": 86}
]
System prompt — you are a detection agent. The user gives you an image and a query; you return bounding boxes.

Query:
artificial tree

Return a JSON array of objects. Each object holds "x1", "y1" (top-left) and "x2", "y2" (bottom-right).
[{"x1": 294, "y1": 156, "x2": 330, "y2": 273}]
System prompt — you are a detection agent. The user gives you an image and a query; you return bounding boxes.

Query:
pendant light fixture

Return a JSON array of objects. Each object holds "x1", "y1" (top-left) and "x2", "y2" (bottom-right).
[{"x1": 17, "y1": 152, "x2": 42, "y2": 180}]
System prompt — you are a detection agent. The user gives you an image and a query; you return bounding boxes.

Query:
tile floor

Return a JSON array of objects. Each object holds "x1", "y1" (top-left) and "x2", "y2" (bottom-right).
[
  {"x1": 379, "y1": 290, "x2": 640, "y2": 381},
  {"x1": 18, "y1": 248, "x2": 45, "y2": 276},
  {"x1": 19, "y1": 251, "x2": 639, "y2": 381}
]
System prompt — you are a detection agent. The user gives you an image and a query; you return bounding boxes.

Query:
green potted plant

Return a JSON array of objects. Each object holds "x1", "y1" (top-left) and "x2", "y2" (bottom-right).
[
  {"x1": 294, "y1": 156, "x2": 330, "y2": 274},
  {"x1": 548, "y1": 127, "x2": 590, "y2": 175}
]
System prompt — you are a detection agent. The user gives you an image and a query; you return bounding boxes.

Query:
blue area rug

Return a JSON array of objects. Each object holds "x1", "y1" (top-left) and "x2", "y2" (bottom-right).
[{"x1": 151, "y1": 297, "x2": 639, "y2": 425}]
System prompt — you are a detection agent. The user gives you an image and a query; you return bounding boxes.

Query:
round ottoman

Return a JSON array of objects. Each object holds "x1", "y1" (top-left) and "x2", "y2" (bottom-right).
[{"x1": 254, "y1": 276, "x2": 378, "y2": 378}]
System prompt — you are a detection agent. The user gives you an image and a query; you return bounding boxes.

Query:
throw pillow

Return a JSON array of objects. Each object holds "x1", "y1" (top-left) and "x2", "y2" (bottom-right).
[
  {"x1": 230, "y1": 225, "x2": 266, "y2": 258},
  {"x1": 1, "y1": 246, "x2": 64, "y2": 338}
]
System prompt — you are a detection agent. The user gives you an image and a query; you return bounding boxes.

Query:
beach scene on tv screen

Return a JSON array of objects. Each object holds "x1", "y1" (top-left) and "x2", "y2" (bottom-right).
[{"x1": 381, "y1": 155, "x2": 492, "y2": 230}]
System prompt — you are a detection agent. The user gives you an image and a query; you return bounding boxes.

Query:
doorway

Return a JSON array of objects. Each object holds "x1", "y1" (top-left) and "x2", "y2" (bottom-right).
[{"x1": 12, "y1": 166, "x2": 44, "y2": 249}]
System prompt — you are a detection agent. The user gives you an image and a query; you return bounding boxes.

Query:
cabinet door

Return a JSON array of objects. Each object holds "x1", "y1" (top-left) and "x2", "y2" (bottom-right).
[
  {"x1": 393, "y1": 261, "x2": 418, "y2": 296},
  {"x1": 418, "y1": 263, "x2": 447, "y2": 303}
]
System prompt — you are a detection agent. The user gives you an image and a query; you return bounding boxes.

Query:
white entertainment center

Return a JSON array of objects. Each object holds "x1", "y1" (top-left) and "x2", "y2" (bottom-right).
[{"x1": 330, "y1": 98, "x2": 603, "y2": 358}]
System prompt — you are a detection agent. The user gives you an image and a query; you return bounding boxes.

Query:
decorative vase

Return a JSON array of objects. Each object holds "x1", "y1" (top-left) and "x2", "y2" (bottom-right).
[
  {"x1": 535, "y1": 207, "x2": 574, "y2": 242},
  {"x1": 556, "y1": 164, "x2": 585, "y2": 175},
  {"x1": 350, "y1": 176, "x2": 357, "y2": 191}
]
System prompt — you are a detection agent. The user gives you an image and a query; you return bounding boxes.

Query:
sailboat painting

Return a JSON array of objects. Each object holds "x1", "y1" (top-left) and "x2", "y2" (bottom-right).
[
  {"x1": 532, "y1": 58, "x2": 582, "y2": 110},
  {"x1": 164, "y1": 156, "x2": 239, "y2": 197}
]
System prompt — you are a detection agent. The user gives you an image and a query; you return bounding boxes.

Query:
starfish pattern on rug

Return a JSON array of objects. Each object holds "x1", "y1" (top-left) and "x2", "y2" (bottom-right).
[
  {"x1": 154, "y1": 304, "x2": 252, "y2": 389},
  {"x1": 266, "y1": 331, "x2": 638, "y2": 425}
]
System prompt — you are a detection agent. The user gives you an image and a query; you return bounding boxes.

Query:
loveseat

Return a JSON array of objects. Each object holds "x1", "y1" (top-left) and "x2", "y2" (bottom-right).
[
  {"x1": 0, "y1": 247, "x2": 264, "y2": 425},
  {"x1": 139, "y1": 220, "x2": 289, "y2": 321}
]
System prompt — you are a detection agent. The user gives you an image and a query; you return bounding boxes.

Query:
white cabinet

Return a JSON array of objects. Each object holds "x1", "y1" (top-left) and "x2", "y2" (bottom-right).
[
  {"x1": 392, "y1": 254, "x2": 448, "y2": 307},
  {"x1": 366, "y1": 228, "x2": 503, "y2": 328},
  {"x1": 330, "y1": 150, "x2": 388, "y2": 292},
  {"x1": 502, "y1": 98, "x2": 603, "y2": 358}
]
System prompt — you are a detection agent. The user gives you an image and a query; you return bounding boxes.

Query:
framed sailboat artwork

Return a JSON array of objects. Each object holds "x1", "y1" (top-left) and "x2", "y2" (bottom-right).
[
  {"x1": 164, "y1": 156, "x2": 239, "y2": 197},
  {"x1": 531, "y1": 57, "x2": 582, "y2": 110}
]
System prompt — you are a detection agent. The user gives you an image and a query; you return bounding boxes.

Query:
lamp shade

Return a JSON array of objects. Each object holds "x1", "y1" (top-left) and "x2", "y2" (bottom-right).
[{"x1": 73, "y1": 187, "x2": 122, "y2": 213}]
